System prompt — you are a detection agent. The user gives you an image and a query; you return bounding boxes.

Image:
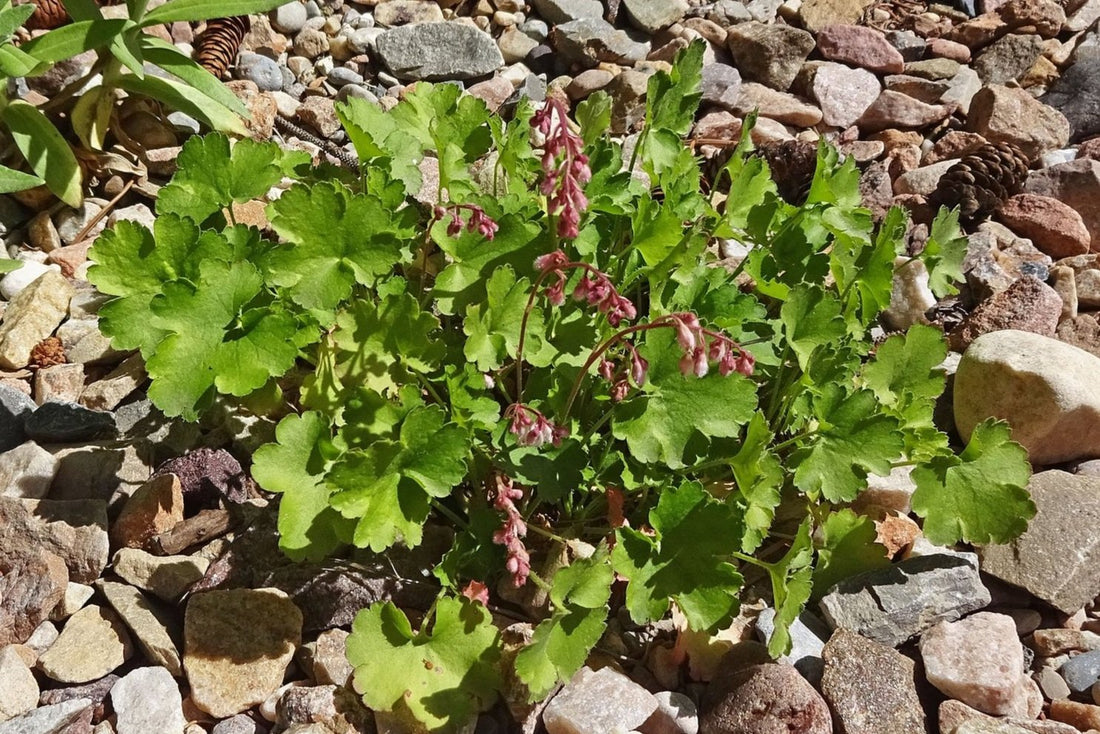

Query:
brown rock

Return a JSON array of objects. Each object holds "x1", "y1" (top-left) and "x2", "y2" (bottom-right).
[
  {"x1": 928, "y1": 37, "x2": 972, "y2": 62},
  {"x1": 296, "y1": 96, "x2": 341, "y2": 138},
  {"x1": 948, "y1": 275, "x2": 1063, "y2": 351},
  {"x1": 940, "y1": 699, "x2": 1080, "y2": 734},
  {"x1": 999, "y1": 0, "x2": 1065, "y2": 37},
  {"x1": 798, "y1": 0, "x2": 874, "y2": 30},
  {"x1": 946, "y1": 13, "x2": 1008, "y2": 49},
  {"x1": 1025, "y1": 159, "x2": 1100, "y2": 249},
  {"x1": 816, "y1": 25, "x2": 905, "y2": 73},
  {"x1": 701, "y1": 663, "x2": 832, "y2": 734},
  {"x1": 997, "y1": 194, "x2": 1091, "y2": 258},
  {"x1": 820, "y1": 629, "x2": 926, "y2": 734},
  {"x1": 0, "y1": 498, "x2": 109, "y2": 584},
  {"x1": 1050, "y1": 265, "x2": 1078, "y2": 321},
  {"x1": 1050, "y1": 699, "x2": 1100, "y2": 730},
  {"x1": 36, "y1": 604, "x2": 134, "y2": 684},
  {"x1": 110, "y1": 474, "x2": 185, "y2": 553},
  {"x1": 926, "y1": 131, "x2": 988, "y2": 164},
  {"x1": 734, "y1": 83, "x2": 823, "y2": 126},
  {"x1": 967, "y1": 85, "x2": 1071, "y2": 159},
  {"x1": 1057, "y1": 314, "x2": 1100, "y2": 358},
  {"x1": 858, "y1": 90, "x2": 954, "y2": 133},
  {"x1": 0, "y1": 549, "x2": 67, "y2": 646},
  {"x1": 225, "y1": 80, "x2": 277, "y2": 140},
  {"x1": 726, "y1": 22, "x2": 815, "y2": 91}
]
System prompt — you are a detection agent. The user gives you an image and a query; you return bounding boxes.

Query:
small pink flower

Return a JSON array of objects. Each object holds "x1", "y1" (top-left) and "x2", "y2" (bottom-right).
[
  {"x1": 506, "y1": 403, "x2": 568, "y2": 448},
  {"x1": 491, "y1": 476, "x2": 531, "y2": 588},
  {"x1": 531, "y1": 96, "x2": 591, "y2": 240},
  {"x1": 535, "y1": 250, "x2": 569, "y2": 272},
  {"x1": 629, "y1": 350, "x2": 648, "y2": 387},
  {"x1": 434, "y1": 203, "x2": 498, "y2": 241},
  {"x1": 462, "y1": 580, "x2": 490, "y2": 605}
]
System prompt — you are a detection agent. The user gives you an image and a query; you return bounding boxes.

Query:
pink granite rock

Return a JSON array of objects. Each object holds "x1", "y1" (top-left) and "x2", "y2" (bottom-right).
[
  {"x1": 1025, "y1": 159, "x2": 1100, "y2": 248},
  {"x1": 543, "y1": 666, "x2": 660, "y2": 734},
  {"x1": 997, "y1": 194, "x2": 1091, "y2": 259},
  {"x1": 967, "y1": 85, "x2": 1071, "y2": 160},
  {"x1": 817, "y1": 25, "x2": 905, "y2": 73},
  {"x1": 947, "y1": 276, "x2": 1062, "y2": 351},
  {"x1": 734, "y1": 83, "x2": 823, "y2": 126},
  {"x1": 809, "y1": 62, "x2": 881, "y2": 128},
  {"x1": 858, "y1": 90, "x2": 954, "y2": 132},
  {"x1": 701, "y1": 663, "x2": 832, "y2": 734},
  {"x1": 920, "y1": 612, "x2": 1031, "y2": 717}
]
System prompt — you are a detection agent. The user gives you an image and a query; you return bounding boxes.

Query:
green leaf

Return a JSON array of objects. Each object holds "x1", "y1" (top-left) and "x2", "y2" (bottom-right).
[
  {"x1": 575, "y1": 91, "x2": 611, "y2": 146},
  {"x1": 764, "y1": 519, "x2": 813, "y2": 657},
  {"x1": 780, "y1": 285, "x2": 846, "y2": 370},
  {"x1": 612, "y1": 481, "x2": 744, "y2": 632},
  {"x1": 109, "y1": 29, "x2": 145, "y2": 78},
  {"x1": 644, "y1": 40, "x2": 703, "y2": 136},
  {"x1": 71, "y1": 84, "x2": 114, "y2": 150},
  {"x1": 330, "y1": 291, "x2": 444, "y2": 395},
  {"x1": 0, "y1": 43, "x2": 46, "y2": 77},
  {"x1": 829, "y1": 205, "x2": 906, "y2": 326},
  {"x1": 348, "y1": 597, "x2": 501, "y2": 732},
  {"x1": 158, "y1": 133, "x2": 294, "y2": 222},
  {"x1": 812, "y1": 509, "x2": 889, "y2": 598},
  {"x1": 612, "y1": 330, "x2": 757, "y2": 469},
  {"x1": 0, "y1": 258, "x2": 22, "y2": 274},
  {"x1": 142, "y1": 0, "x2": 293, "y2": 24},
  {"x1": 114, "y1": 73, "x2": 249, "y2": 136},
  {"x1": 3, "y1": 101, "x2": 82, "y2": 208},
  {"x1": 265, "y1": 182, "x2": 417, "y2": 311},
  {"x1": 920, "y1": 207, "x2": 968, "y2": 297},
  {"x1": 791, "y1": 385, "x2": 904, "y2": 503},
  {"x1": 252, "y1": 411, "x2": 351, "y2": 560},
  {"x1": 0, "y1": 163, "x2": 43, "y2": 193},
  {"x1": 729, "y1": 412, "x2": 783, "y2": 553},
  {"x1": 140, "y1": 37, "x2": 249, "y2": 117},
  {"x1": 329, "y1": 406, "x2": 468, "y2": 551},
  {"x1": 516, "y1": 545, "x2": 613, "y2": 699},
  {"x1": 0, "y1": 3, "x2": 36, "y2": 40},
  {"x1": 144, "y1": 260, "x2": 302, "y2": 420},
  {"x1": 61, "y1": 0, "x2": 103, "y2": 21},
  {"x1": 20, "y1": 19, "x2": 129, "y2": 61},
  {"x1": 462, "y1": 266, "x2": 544, "y2": 371},
  {"x1": 88, "y1": 216, "x2": 235, "y2": 354},
  {"x1": 911, "y1": 419, "x2": 1034, "y2": 545}
]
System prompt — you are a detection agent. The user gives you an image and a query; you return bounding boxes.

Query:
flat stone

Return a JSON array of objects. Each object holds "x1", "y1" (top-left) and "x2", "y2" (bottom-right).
[
  {"x1": 799, "y1": 0, "x2": 874, "y2": 30},
  {"x1": 111, "y1": 548, "x2": 209, "y2": 603},
  {"x1": 726, "y1": 21, "x2": 816, "y2": 91},
  {"x1": 622, "y1": 0, "x2": 687, "y2": 31},
  {"x1": 184, "y1": 588, "x2": 303, "y2": 717},
  {"x1": 37, "y1": 605, "x2": 133, "y2": 684},
  {"x1": 110, "y1": 474, "x2": 185, "y2": 553},
  {"x1": 34, "y1": 363, "x2": 84, "y2": 405},
  {"x1": 50, "y1": 582, "x2": 93, "y2": 621},
  {"x1": 0, "y1": 698, "x2": 93, "y2": 734},
  {"x1": 1040, "y1": 58, "x2": 1100, "y2": 142},
  {"x1": 97, "y1": 581, "x2": 182, "y2": 676},
  {"x1": 372, "y1": 0, "x2": 444, "y2": 26},
  {"x1": 954, "y1": 333, "x2": 1100, "y2": 465},
  {"x1": 820, "y1": 629, "x2": 926, "y2": 734},
  {"x1": 948, "y1": 276, "x2": 1062, "y2": 352},
  {"x1": 997, "y1": 194, "x2": 1091, "y2": 259},
  {"x1": 641, "y1": 691, "x2": 697, "y2": 734},
  {"x1": 0, "y1": 550, "x2": 67, "y2": 646},
  {"x1": 920, "y1": 612, "x2": 1030, "y2": 716},
  {"x1": 700, "y1": 663, "x2": 831, "y2": 734},
  {"x1": 818, "y1": 553, "x2": 990, "y2": 647},
  {"x1": 24, "y1": 401, "x2": 115, "y2": 443},
  {"x1": 1032, "y1": 629, "x2": 1100, "y2": 656},
  {"x1": 49, "y1": 441, "x2": 151, "y2": 504},
  {"x1": 110, "y1": 667, "x2": 186, "y2": 734},
  {"x1": 1050, "y1": 699, "x2": 1100, "y2": 730},
  {"x1": 939, "y1": 699, "x2": 1080, "y2": 734},
  {"x1": 0, "y1": 261, "x2": 56, "y2": 301},
  {"x1": 0, "y1": 271, "x2": 73, "y2": 370},
  {"x1": 1058, "y1": 314, "x2": 1100, "y2": 358},
  {"x1": 973, "y1": 33, "x2": 1045, "y2": 84},
  {"x1": 1059, "y1": 650, "x2": 1100, "y2": 694},
  {"x1": 895, "y1": 159, "x2": 961, "y2": 196},
  {"x1": 0, "y1": 498, "x2": 108, "y2": 584},
  {"x1": 809, "y1": 62, "x2": 880, "y2": 128},
  {"x1": 542, "y1": 666, "x2": 660, "y2": 734},
  {"x1": 0, "y1": 441, "x2": 57, "y2": 499},
  {"x1": 0, "y1": 645, "x2": 39, "y2": 721},
  {"x1": 374, "y1": 22, "x2": 502, "y2": 81},
  {"x1": 1025, "y1": 159, "x2": 1100, "y2": 246},
  {"x1": 529, "y1": 0, "x2": 603, "y2": 23},
  {"x1": 817, "y1": 25, "x2": 904, "y2": 73},
  {"x1": 858, "y1": 90, "x2": 954, "y2": 132},
  {"x1": 734, "y1": 83, "x2": 822, "y2": 126},
  {"x1": 79, "y1": 353, "x2": 146, "y2": 411},
  {"x1": 967, "y1": 85, "x2": 1071, "y2": 160},
  {"x1": 551, "y1": 18, "x2": 650, "y2": 68},
  {"x1": 980, "y1": 470, "x2": 1100, "y2": 613},
  {"x1": 700, "y1": 63, "x2": 742, "y2": 111}
]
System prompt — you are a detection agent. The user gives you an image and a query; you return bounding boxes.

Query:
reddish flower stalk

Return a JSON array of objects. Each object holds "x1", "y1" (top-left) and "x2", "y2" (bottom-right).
[
  {"x1": 531, "y1": 96, "x2": 591, "y2": 240},
  {"x1": 432, "y1": 203, "x2": 499, "y2": 240},
  {"x1": 534, "y1": 249, "x2": 637, "y2": 326},
  {"x1": 505, "y1": 403, "x2": 569, "y2": 448},
  {"x1": 491, "y1": 475, "x2": 530, "y2": 588}
]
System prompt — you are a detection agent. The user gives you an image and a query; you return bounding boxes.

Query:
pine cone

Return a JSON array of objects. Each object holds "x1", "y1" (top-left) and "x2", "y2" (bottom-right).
[
  {"x1": 929, "y1": 141, "x2": 1031, "y2": 224},
  {"x1": 17, "y1": 0, "x2": 69, "y2": 30},
  {"x1": 195, "y1": 15, "x2": 250, "y2": 79}
]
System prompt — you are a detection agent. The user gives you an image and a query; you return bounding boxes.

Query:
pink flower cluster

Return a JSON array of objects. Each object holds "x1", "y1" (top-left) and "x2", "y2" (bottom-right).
[
  {"x1": 663, "y1": 312, "x2": 755, "y2": 378},
  {"x1": 506, "y1": 402, "x2": 568, "y2": 448},
  {"x1": 433, "y1": 203, "x2": 499, "y2": 240},
  {"x1": 535, "y1": 250, "x2": 637, "y2": 327},
  {"x1": 492, "y1": 476, "x2": 530, "y2": 588},
  {"x1": 598, "y1": 342, "x2": 648, "y2": 402},
  {"x1": 532, "y1": 96, "x2": 591, "y2": 239}
]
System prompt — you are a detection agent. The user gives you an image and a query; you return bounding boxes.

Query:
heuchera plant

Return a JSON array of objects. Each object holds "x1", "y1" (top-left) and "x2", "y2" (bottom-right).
[{"x1": 87, "y1": 43, "x2": 1034, "y2": 732}]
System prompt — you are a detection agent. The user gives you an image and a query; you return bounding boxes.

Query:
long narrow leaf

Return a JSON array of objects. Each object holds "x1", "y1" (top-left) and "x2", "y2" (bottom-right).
[
  {"x1": 21, "y1": 19, "x2": 129, "y2": 62},
  {"x1": 2, "y1": 101, "x2": 83, "y2": 207},
  {"x1": 140, "y1": 37, "x2": 248, "y2": 116},
  {"x1": 141, "y1": 0, "x2": 290, "y2": 25},
  {"x1": 115, "y1": 74, "x2": 248, "y2": 136},
  {"x1": 0, "y1": 163, "x2": 44, "y2": 193},
  {"x1": 109, "y1": 29, "x2": 145, "y2": 77},
  {"x1": 70, "y1": 84, "x2": 114, "y2": 150},
  {"x1": 61, "y1": 0, "x2": 104, "y2": 21},
  {"x1": 0, "y1": 43, "x2": 46, "y2": 77},
  {"x1": 0, "y1": 3, "x2": 36, "y2": 41}
]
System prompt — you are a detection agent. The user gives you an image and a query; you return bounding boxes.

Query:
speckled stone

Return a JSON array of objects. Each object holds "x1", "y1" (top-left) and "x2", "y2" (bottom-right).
[{"x1": 821, "y1": 629, "x2": 926, "y2": 734}]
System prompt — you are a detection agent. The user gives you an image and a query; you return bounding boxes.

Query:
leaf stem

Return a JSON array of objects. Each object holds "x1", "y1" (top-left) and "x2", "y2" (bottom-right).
[{"x1": 430, "y1": 499, "x2": 469, "y2": 531}]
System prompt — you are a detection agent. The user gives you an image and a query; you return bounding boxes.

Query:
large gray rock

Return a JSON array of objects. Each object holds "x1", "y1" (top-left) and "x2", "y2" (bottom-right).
[
  {"x1": 726, "y1": 21, "x2": 815, "y2": 91},
  {"x1": 820, "y1": 629, "x2": 926, "y2": 734},
  {"x1": 818, "y1": 554, "x2": 990, "y2": 647},
  {"x1": 1041, "y1": 58, "x2": 1100, "y2": 142},
  {"x1": 953, "y1": 330, "x2": 1100, "y2": 465},
  {"x1": 0, "y1": 698, "x2": 93, "y2": 734},
  {"x1": 111, "y1": 667, "x2": 185, "y2": 734},
  {"x1": 622, "y1": 0, "x2": 688, "y2": 31},
  {"x1": 529, "y1": 0, "x2": 603, "y2": 23},
  {"x1": 374, "y1": 23, "x2": 503, "y2": 81},
  {"x1": 0, "y1": 386, "x2": 34, "y2": 452},
  {"x1": 551, "y1": 17, "x2": 651, "y2": 67},
  {"x1": 980, "y1": 471, "x2": 1100, "y2": 615}
]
